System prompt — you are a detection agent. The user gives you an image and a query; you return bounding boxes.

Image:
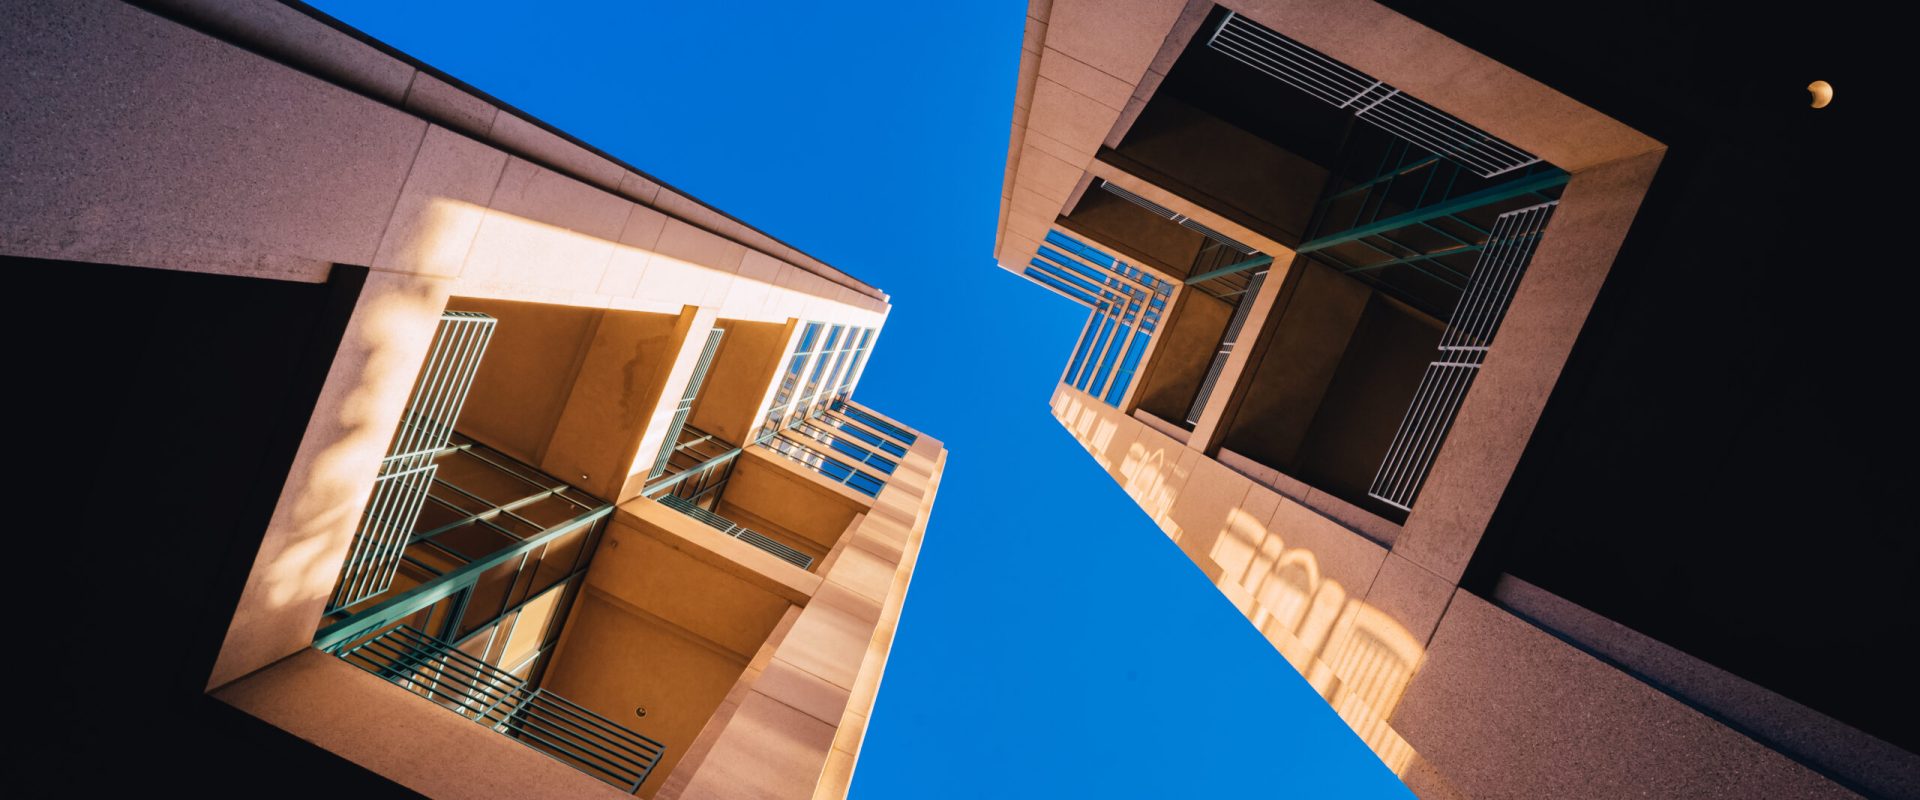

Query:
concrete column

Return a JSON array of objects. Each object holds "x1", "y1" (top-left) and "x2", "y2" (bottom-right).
[
  {"x1": 1187, "y1": 255, "x2": 1292, "y2": 452},
  {"x1": 541, "y1": 305, "x2": 719, "y2": 503},
  {"x1": 674, "y1": 438, "x2": 944, "y2": 800},
  {"x1": 686, "y1": 320, "x2": 795, "y2": 447},
  {"x1": 1392, "y1": 151, "x2": 1663, "y2": 583},
  {"x1": 208, "y1": 271, "x2": 452, "y2": 689}
]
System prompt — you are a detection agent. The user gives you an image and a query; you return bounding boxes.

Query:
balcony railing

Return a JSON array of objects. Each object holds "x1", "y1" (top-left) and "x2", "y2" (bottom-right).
[
  {"x1": 330, "y1": 311, "x2": 496, "y2": 612},
  {"x1": 339, "y1": 625, "x2": 666, "y2": 794},
  {"x1": 658, "y1": 494, "x2": 813, "y2": 570}
]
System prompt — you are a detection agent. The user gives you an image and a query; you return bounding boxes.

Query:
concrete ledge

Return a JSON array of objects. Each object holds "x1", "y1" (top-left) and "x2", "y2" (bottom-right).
[
  {"x1": 617, "y1": 500, "x2": 821, "y2": 606},
  {"x1": 1216, "y1": 447, "x2": 1400, "y2": 547},
  {"x1": 1494, "y1": 576, "x2": 1919, "y2": 799},
  {"x1": 216, "y1": 649, "x2": 632, "y2": 800},
  {"x1": 1132, "y1": 408, "x2": 1192, "y2": 444},
  {"x1": 1391, "y1": 592, "x2": 1854, "y2": 800}
]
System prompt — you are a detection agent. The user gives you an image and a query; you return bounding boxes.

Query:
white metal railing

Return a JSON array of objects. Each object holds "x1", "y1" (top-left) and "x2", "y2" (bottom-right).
[
  {"x1": 1368, "y1": 202, "x2": 1557, "y2": 511},
  {"x1": 1208, "y1": 12, "x2": 1541, "y2": 178},
  {"x1": 647, "y1": 328, "x2": 725, "y2": 479},
  {"x1": 329, "y1": 311, "x2": 495, "y2": 612}
]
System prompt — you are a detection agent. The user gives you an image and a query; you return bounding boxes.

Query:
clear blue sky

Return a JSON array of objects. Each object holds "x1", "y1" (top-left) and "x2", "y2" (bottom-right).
[{"x1": 308, "y1": 2, "x2": 1412, "y2": 796}]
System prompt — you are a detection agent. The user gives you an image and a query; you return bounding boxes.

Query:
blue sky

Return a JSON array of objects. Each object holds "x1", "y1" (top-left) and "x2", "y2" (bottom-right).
[{"x1": 308, "y1": 2, "x2": 1411, "y2": 796}]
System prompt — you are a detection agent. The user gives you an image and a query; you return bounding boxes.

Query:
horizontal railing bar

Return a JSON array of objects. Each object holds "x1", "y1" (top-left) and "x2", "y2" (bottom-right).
[
  {"x1": 1299, "y1": 171, "x2": 1568, "y2": 255},
  {"x1": 1186, "y1": 253, "x2": 1276, "y2": 286},
  {"x1": 641, "y1": 447, "x2": 743, "y2": 497},
  {"x1": 314, "y1": 506, "x2": 611, "y2": 652},
  {"x1": 339, "y1": 625, "x2": 667, "y2": 793}
]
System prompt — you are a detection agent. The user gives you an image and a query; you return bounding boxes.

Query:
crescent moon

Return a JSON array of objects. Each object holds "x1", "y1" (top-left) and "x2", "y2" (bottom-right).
[{"x1": 1808, "y1": 81, "x2": 1833, "y2": 109}]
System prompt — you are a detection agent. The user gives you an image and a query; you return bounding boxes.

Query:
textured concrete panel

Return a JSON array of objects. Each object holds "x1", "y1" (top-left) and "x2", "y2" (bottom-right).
[
  {"x1": 460, "y1": 157, "x2": 627, "y2": 294},
  {"x1": 1494, "y1": 577, "x2": 1920, "y2": 799},
  {"x1": 1, "y1": 0, "x2": 425, "y2": 280},
  {"x1": 821, "y1": 538, "x2": 896, "y2": 606},
  {"x1": 403, "y1": 71, "x2": 500, "y2": 139},
  {"x1": 1263, "y1": 495, "x2": 1390, "y2": 608},
  {"x1": 487, "y1": 111, "x2": 626, "y2": 192},
  {"x1": 655, "y1": 218, "x2": 748, "y2": 274},
  {"x1": 619, "y1": 170, "x2": 666, "y2": 206},
  {"x1": 678, "y1": 692, "x2": 837, "y2": 800},
  {"x1": 779, "y1": 583, "x2": 882, "y2": 691},
  {"x1": 371, "y1": 125, "x2": 508, "y2": 277},
  {"x1": 145, "y1": 0, "x2": 417, "y2": 104},
  {"x1": 1038, "y1": 47, "x2": 1133, "y2": 111},
  {"x1": 1026, "y1": 77, "x2": 1117, "y2": 160},
  {"x1": 1016, "y1": 142, "x2": 1089, "y2": 205},
  {"x1": 758, "y1": 658, "x2": 854, "y2": 727},
  {"x1": 486, "y1": 156, "x2": 630, "y2": 241},
  {"x1": 1047, "y1": 0, "x2": 1184, "y2": 84},
  {"x1": 1361, "y1": 554, "x2": 1453, "y2": 647},
  {"x1": 1392, "y1": 593, "x2": 1854, "y2": 800},
  {"x1": 1167, "y1": 456, "x2": 1253, "y2": 564}
]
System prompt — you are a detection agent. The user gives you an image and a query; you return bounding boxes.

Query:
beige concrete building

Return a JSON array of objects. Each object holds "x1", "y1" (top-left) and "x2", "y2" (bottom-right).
[
  {"x1": 997, "y1": 2, "x2": 1912, "y2": 798},
  {"x1": 4, "y1": 1, "x2": 941, "y2": 797}
]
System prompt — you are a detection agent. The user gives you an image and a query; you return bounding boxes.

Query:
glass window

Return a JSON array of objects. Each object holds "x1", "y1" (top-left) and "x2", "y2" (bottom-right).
[
  {"x1": 821, "y1": 413, "x2": 907, "y2": 457},
  {"x1": 1045, "y1": 229, "x2": 1116, "y2": 269},
  {"x1": 1074, "y1": 315, "x2": 1116, "y2": 391},
  {"x1": 1089, "y1": 322, "x2": 1132, "y2": 397},
  {"x1": 831, "y1": 400, "x2": 916, "y2": 444},
  {"x1": 797, "y1": 421, "x2": 897, "y2": 474},
  {"x1": 763, "y1": 435, "x2": 884, "y2": 497},
  {"x1": 1106, "y1": 329, "x2": 1152, "y2": 405},
  {"x1": 1023, "y1": 266, "x2": 1097, "y2": 306}
]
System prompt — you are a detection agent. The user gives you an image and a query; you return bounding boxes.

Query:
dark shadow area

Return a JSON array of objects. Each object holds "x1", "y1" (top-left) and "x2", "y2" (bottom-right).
[
  {"x1": 10, "y1": 255, "x2": 418, "y2": 796},
  {"x1": 1396, "y1": 0, "x2": 1917, "y2": 767},
  {"x1": 1219, "y1": 259, "x2": 1436, "y2": 522},
  {"x1": 1102, "y1": 6, "x2": 1350, "y2": 248},
  {"x1": 1132, "y1": 289, "x2": 1234, "y2": 427},
  {"x1": 1059, "y1": 189, "x2": 1207, "y2": 279}
]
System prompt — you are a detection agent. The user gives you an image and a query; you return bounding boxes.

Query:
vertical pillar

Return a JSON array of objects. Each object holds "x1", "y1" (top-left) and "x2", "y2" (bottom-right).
[
  {"x1": 1188, "y1": 253, "x2": 1292, "y2": 452},
  {"x1": 542, "y1": 305, "x2": 720, "y2": 503},
  {"x1": 208, "y1": 272, "x2": 454, "y2": 689}
]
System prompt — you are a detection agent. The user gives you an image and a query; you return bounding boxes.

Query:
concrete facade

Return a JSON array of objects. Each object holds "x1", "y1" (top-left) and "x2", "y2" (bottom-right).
[
  {"x1": 5, "y1": 1, "x2": 941, "y2": 797},
  {"x1": 999, "y1": 1, "x2": 1912, "y2": 798}
]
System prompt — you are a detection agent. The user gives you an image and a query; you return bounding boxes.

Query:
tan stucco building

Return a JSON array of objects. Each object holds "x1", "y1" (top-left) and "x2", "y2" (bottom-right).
[
  {"x1": 5, "y1": 1, "x2": 941, "y2": 797},
  {"x1": 996, "y1": 2, "x2": 1911, "y2": 799}
]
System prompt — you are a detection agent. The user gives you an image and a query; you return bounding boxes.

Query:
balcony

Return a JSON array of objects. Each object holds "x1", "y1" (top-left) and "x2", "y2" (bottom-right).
[
  {"x1": 643, "y1": 424, "x2": 818, "y2": 570},
  {"x1": 658, "y1": 494, "x2": 813, "y2": 570},
  {"x1": 339, "y1": 625, "x2": 665, "y2": 794}
]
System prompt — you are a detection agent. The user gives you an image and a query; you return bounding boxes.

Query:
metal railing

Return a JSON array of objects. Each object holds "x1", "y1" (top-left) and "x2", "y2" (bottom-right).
[
  {"x1": 1207, "y1": 12, "x2": 1541, "y2": 178},
  {"x1": 330, "y1": 311, "x2": 496, "y2": 612},
  {"x1": 642, "y1": 437, "x2": 741, "y2": 507},
  {"x1": 339, "y1": 625, "x2": 665, "y2": 793},
  {"x1": 658, "y1": 494, "x2": 814, "y2": 570},
  {"x1": 1367, "y1": 202, "x2": 1557, "y2": 511},
  {"x1": 647, "y1": 328, "x2": 725, "y2": 480}
]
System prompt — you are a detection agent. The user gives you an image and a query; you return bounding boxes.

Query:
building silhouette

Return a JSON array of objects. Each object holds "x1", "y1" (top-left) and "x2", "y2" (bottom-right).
[
  {"x1": 995, "y1": 1, "x2": 1912, "y2": 798},
  {"x1": 6, "y1": 1, "x2": 942, "y2": 797}
]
